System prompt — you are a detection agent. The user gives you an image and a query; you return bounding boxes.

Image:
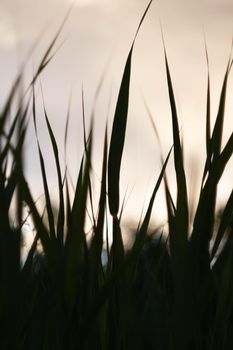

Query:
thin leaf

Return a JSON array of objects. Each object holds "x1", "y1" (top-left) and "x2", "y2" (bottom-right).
[
  {"x1": 42, "y1": 96, "x2": 65, "y2": 247},
  {"x1": 162, "y1": 39, "x2": 189, "y2": 243},
  {"x1": 108, "y1": 0, "x2": 153, "y2": 216},
  {"x1": 32, "y1": 86, "x2": 56, "y2": 243},
  {"x1": 29, "y1": 8, "x2": 71, "y2": 88}
]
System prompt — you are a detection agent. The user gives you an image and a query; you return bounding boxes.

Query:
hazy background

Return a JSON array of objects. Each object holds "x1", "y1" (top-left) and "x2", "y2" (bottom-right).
[{"x1": 0, "y1": 0, "x2": 232, "y2": 228}]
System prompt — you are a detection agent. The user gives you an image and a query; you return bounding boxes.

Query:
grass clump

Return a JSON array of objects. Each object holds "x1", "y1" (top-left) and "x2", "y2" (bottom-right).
[{"x1": 1, "y1": 2, "x2": 233, "y2": 349}]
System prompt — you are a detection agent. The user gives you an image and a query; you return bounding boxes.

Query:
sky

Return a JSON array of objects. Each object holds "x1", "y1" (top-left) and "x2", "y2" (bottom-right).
[{"x1": 0, "y1": 0, "x2": 233, "y2": 228}]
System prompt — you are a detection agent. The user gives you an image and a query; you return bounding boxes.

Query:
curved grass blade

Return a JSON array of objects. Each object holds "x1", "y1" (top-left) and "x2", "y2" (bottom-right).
[
  {"x1": 82, "y1": 89, "x2": 96, "y2": 228},
  {"x1": 29, "y1": 8, "x2": 71, "y2": 88},
  {"x1": 202, "y1": 42, "x2": 212, "y2": 182},
  {"x1": 42, "y1": 96, "x2": 65, "y2": 247},
  {"x1": 107, "y1": 48, "x2": 132, "y2": 216},
  {"x1": 162, "y1": 40, "x2": 189, "y2": 242},
  {"x1": 108, "y1": 0, "x2": 153, "y2": 216},
  {"x1": 201, "y1": 55, "x2": 232, "y2": 187},
  {"x1": 32, "y1": 87, "x2": 56, "y2": 244}
]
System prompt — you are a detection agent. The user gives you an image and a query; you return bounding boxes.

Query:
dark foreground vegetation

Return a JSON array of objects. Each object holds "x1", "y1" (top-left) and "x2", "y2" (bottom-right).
[{"x1": 1, "y1": 2, "x2": 233, "y2": 349}]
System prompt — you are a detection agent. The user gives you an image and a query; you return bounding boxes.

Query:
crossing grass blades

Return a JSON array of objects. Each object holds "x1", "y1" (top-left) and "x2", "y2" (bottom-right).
[{"x1": 0, "y1": 1, "x2": 233, "y2": 349}]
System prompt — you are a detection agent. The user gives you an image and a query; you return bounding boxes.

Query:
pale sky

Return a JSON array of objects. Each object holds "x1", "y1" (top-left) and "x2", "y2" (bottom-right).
[{"x1": 0, "y1": 0, "x2": 232, "y2": 226}]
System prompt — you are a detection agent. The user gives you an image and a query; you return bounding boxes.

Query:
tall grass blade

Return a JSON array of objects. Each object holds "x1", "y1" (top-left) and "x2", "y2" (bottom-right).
[
  {"x1": 205, "y1": 45, "x2": 211, "y2": 159},
  {"x1": 163, "y1": 43, "x2": 189, "y2": 243},
  {"x1": 32, "y1": 87, "x2": 56, "y2": 243},
  {"x1": 82, "y1": 89, "x2": 96, "y2": 228},
  {"x1": 64, "y1": 134, "x2": 92, "y2": 311},
  {"x1": 108, "y1": 0, "x2": 153, "y2": 216},
  {"x1": 95, "y1": 128, "x2": 108, "y2": 248},
  {"x1": 192, "y1": 62, "x2": 232, "y2": 253},
  {"x1": 211, "y1": 66, "x2": 229, "y2": 159},
  {"x1": 42, "y1": 99, "x2": 65, "y2": 247},
  {"x1": 108, "y1": 48, "x2": 132, "y2": 216},
  {"x1": 29, "y1": 9, "x2": 71, "y2": 88}
]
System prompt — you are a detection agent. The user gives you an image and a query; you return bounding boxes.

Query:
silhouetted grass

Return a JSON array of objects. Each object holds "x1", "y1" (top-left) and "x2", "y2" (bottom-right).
[{"x1": 0, "y1": 1, "x2": 233, "y2": 349}]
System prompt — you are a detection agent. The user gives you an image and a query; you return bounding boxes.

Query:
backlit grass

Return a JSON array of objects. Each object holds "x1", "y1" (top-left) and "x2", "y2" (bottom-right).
[{"x1": 0, "y1": 1, "x2": 233, "y2": 349}]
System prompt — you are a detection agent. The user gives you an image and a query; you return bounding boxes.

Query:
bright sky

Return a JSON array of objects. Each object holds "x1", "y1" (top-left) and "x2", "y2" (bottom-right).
[{"x1": 0, "y1": 0, "x2": 232, "y2": 227}]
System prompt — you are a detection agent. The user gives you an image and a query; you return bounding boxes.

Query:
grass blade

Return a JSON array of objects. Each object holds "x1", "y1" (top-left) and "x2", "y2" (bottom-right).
[
  {"x1": 108, "y1": 0, "x2": 153, "y2": 217},
  {"x1": 42, "y1": 96, "x2": 65, "y2": 247},
  {"x1": 32, "y1": 86, "x2": 56, "y2": 243},
  {"x1": 162, "y1": 43, "x2": 189, "y2": 245}
]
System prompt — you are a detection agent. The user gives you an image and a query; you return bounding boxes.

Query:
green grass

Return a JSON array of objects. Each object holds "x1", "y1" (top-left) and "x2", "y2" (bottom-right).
[{"x1": 1, "y1": 1, "x2": 233, "y2": 349}]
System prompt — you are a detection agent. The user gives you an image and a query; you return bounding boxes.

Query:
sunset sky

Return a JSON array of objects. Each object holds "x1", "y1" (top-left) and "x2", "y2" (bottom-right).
[{"x1": 0, "y1": 0, "x2": 232, "y2": 225}]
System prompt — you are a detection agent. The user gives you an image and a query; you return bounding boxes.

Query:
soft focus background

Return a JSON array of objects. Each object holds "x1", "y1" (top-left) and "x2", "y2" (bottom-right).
[{"x1": 0, "y1": 0, "x2": 232, "y2": 228}]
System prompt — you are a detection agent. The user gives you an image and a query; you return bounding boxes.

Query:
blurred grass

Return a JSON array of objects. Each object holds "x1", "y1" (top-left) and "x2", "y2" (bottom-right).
[{"x1": 0, "y1": 1, "x2": 233, "y2": 349}]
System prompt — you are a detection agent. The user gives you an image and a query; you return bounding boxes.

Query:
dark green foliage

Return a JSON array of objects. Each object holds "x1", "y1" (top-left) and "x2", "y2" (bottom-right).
[{"x1": 0, "y1": 3, "x2": 233, "y2": 349}]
